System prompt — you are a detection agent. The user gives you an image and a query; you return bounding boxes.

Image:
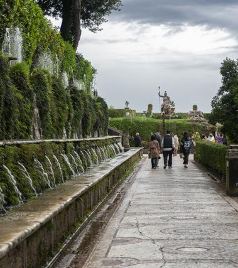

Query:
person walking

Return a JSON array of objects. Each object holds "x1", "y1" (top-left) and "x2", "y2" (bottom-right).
[
  {"x1": 180, "y1": 132, "x2": 193, "y2": 168},
  {"x1": 161, "y1": 130, "x2": 175, "y2": 169},
  {"x1": 148, "y1": 135, "x2": 160, "y2": 169},
  {"x1": 173, "y1": 134, "x2": 179, "y2": 156},
  {"x1": 154, "y1": 132, "x2": 161, "y2": 148},
  {"x1": 134, "y1": 132, "x2": 142, "y2": 147}
]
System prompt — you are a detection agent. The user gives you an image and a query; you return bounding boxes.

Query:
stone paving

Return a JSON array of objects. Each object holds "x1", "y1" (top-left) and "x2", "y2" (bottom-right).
[{"x1": 82, "y1": 155, "x2": 238, "y2": 268}]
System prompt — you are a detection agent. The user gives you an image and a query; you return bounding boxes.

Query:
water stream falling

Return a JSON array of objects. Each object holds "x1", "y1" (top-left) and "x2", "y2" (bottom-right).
[
  {"x1": 62, "y1": 72, "x2": 69, "y2": 89},
  {"x1": 0, "y1": 187, "x2": 6, "y2": 213},
  {"x1": 73, "y1": 151, "x2": 85, "y2": 173},
  {"x1": 2, "y1": 27, "x2": 23, "y2": 64},
  {"x1": 45, "y1": 156, "x2": 56, "y2": 187},
  {"x1": 37, "y1": 51, "x2": 54, "y2": 75},
  {"x1": 84, "y1": 150, "x2": 93, "y2": 166},
  {"x1": 69, "y1": 154, "x2": 79, "y2": 175},
  {"x1": 0, "y1": 142, "x2": 122, "y2": 213},
  {"x1": 53, "y1": 154, "x2": 64, "y2": 183},
  {"x1": 61, "y1": 154, "x2": 76, "y2": 176},
  {"x1": 91, "y1": 148, "x2": 99, "y2": 165},
  {"x1": 34, "y1": 159, "x2": 52, "y2": 189},
  {"x1": 18, "y1": 162, "x2": 38, "y2": 197},
  {"x1": 3, "y1": 165, "x2": 23, "y2": 204}
]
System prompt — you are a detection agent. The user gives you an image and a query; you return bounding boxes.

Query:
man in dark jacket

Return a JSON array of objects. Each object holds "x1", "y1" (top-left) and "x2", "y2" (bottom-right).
[
  {"x1": 134, "y1": 132, "x2": 142, "y2": 147},
  {"x1": 180, "y1": 132, "x2": 193, "y2": 168},
  {"x1": 161, "y1": 130, "x2": 175, "y2": 169}
]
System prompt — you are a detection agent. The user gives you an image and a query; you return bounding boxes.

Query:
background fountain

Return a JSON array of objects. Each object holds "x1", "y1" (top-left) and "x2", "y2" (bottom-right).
[{"x1": 2, "y1": 27, "x2": 23, "y2": 64}]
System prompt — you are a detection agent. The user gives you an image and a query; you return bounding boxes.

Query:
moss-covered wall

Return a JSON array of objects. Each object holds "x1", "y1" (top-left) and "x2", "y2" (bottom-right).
[
  {"x1": 0, "y1": 0, "x2": 108, "y2": 140},
  {"x1": 0, "y1": 137, "x2": 121, "y2": 212}
]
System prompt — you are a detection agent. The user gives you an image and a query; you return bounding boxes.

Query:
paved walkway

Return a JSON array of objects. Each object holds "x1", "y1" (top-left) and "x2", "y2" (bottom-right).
[{"x1": 82, "y1": 155, "x2": 238, "y2": 268}]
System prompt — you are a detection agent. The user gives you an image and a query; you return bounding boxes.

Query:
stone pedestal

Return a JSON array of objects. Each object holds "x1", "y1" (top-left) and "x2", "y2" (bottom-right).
[
  {"x1": 226, "y1": 145, "x2": 238, "y2": 196},
  {"x1": 122, "y1": 133, "x2": 130, "y2": 152}
]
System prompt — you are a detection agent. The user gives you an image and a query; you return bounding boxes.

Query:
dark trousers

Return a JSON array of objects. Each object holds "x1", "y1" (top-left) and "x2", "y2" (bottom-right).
[
  {"x1": 183, "y1": 152, "x2": 189, "y2": 165},
  {"x1": 163, "y1": 150, "x2": 173, "y2": 167},
  {"x1": 151, "y1": 158, "x2": 158, "y2": 168}
]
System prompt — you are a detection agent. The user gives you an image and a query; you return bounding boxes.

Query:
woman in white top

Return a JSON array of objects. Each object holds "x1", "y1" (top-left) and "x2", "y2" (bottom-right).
[{"x1": 173, "y1": 134, "x2": 179, "y2": 156}]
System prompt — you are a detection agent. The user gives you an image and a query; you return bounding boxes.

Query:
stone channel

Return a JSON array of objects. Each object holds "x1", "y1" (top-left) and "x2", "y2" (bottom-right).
[{"x1": 0, "y1": 140, "x2": 143, "y2": 267}]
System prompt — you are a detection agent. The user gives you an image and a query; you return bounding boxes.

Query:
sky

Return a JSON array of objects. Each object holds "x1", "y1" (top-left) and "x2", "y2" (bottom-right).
[{"x1": 55, "y1": 0, "x2": 238, "y2": 113}]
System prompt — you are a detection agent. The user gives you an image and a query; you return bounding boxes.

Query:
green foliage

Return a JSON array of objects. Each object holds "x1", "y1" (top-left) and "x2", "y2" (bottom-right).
[
  {"x1": 194, "y1": 141, "x2": 227, "y2": 177},
  {"x1": 75, "y1": 54, "x2": 96, "y2": 92},
  {"x1": 51, "y1": 76, "x2": 69, "y2": 138},
  {"x1": 10, "y1": 63, "x2": 33, "y2": 139},
  {"x1": 0, "y1": 55, "x2": 20, "y2": 140},
  {"x1": 211, "y1": 58, "x2": 238, "y2": 142},
  {"x1": 109, "y1": 109, "x2": 125, "y2": 118},
  {"x1": 0, "y1": 0, "x2": 108, "y2": 141},
  {"x1": 36, "y1": 0, "x2": 122, "y2": 37},
  {"x1": 31, "y1": 69, "x2": 54, "y2": 138},
  {"x1": 109, "y1": 117, "x2": 212, "y2": 144},
  {"x1": 95, "y1": 97, "x2": 108, "y2": 136},
  {"x1": 0, "y1": 138, "x2": 119, "y2": 209}
]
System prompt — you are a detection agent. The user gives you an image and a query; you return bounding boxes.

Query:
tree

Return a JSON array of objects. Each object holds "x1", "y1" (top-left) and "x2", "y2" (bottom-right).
[
  {"x1": 211, "y1": 58, "x2": 238, "y2": 142},
  {"x1": 36, "y1": 0, "x2": 121, "y2": 49}
]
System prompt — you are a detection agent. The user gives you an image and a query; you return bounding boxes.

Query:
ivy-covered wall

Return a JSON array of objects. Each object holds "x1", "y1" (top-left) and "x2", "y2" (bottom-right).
[
  {"x1": 0, "y1": 0, "x2": 108, "y2": 140},
  {"x1": 0, "y1": 138, "x2": 121, "y2": 211}
]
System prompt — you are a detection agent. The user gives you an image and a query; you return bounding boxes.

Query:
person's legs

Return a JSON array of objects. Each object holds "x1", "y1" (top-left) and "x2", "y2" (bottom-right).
[
  {"x1": 151, "y1": 158, "x2": 157, "y2": 168},
  {"x1": 151, "y1": 158, "x2": 154, "y2": 168},
  {"x1": 155, "y1": 157, "x2": 159, "y2": 167},
  {"x1": 183, "y1": 152, "x2": 189, "y2": 167},
  {"x1": 168, "y1": 150, "x2": 173, "y2": 167},
  {"x1": 163, "y1": 151, "x2": 168, "y2": 168}
]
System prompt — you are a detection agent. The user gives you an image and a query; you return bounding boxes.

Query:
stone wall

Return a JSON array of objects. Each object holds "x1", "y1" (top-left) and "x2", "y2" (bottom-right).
[{"x1": 0, "y1": 148, "x2": 142, "y2": 267}]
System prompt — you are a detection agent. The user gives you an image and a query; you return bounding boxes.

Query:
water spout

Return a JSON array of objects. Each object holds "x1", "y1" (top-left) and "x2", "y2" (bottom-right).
[
  {"x1": 34, "y1": 159, "x2": 52, "y2": 189},
  {"x1": 73, "y1": 151, "x2": 85, "y2": 173},
  {"x1": 18, "y1": 162, "x2": 38, "y2": 197},
  {"x1": 3, "y1": 165, "x2": 23, "y2": 204},
  {"x1": 45, "y1": 156, "x2": 56, "y2": 187},
  {"x1": 53, "y1": 155, "x2": 64, "y2": 183},
  {"x1": 0, "y1": 187, "x2": 6, "y2": 213},
  {"x1": 2, "y1": 27, "x2": 23, "y2": 64},
  {"x1": 61, "y1": 154, "x2": 76, "y2": 176}
]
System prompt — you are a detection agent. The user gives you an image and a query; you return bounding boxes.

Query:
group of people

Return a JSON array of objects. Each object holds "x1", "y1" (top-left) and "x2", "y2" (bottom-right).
[
  {"x1": 148, "y1": 131, "x2": 193, "y2": 169},
  {"x1": 202, "y1": 132, "x2": 227, "y2": 145},
  {"x1": 134, "y1": 131, "x2": 193, "y2": 169}
]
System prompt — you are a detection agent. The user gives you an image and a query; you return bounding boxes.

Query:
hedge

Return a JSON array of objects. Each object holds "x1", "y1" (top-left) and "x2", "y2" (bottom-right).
[
  {"x1": 109, "y1": 117, "x2": 214, "y2": 145},
  {"x1": 194, "y1": 141, "x2": 227, "y2": 178}
]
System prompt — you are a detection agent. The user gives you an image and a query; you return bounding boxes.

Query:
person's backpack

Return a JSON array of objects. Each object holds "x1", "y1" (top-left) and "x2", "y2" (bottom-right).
[{"x1": 183, "y1": 140, "x2": 192, "y2": 152}]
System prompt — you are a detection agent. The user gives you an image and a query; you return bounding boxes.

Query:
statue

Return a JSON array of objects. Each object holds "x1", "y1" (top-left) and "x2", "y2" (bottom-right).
[
  {"x1": 188, "y1": 105, "x2": 207, "y2": 122},
  {"x1": 125, "y1": 101, "x2": 129, "y2": 109},
  {"x1": 158, "y1": 89, "x2": 175, "y2": 117}
]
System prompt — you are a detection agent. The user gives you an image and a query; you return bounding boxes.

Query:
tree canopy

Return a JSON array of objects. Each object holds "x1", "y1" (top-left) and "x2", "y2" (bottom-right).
[
  {"x1": 36, "y1": 0, "x2": 121, "y2": 49},
  {"x1": 211, "y1": 58, "x2": 238, "y2": 142}
]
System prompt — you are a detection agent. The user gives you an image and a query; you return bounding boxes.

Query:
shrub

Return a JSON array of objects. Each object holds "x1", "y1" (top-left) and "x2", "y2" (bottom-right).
[
  {"x1": 194, "y1": 141, "x2": 227, "y2": 177},
  {"x1": 31, "y1": 69, "x2": 54, "y2": 138},
  {"x1": 10, "y1": 63, "x2": 33, "y2": 139},
  {"x1": 109, "y1": 117, "x2": 212, "y2": 144}
]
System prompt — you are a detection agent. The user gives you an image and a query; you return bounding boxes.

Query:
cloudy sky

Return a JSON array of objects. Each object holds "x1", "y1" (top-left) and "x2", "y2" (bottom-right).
[{"x1": 78, "y1": 0, "x2": 238, "y2": 112}]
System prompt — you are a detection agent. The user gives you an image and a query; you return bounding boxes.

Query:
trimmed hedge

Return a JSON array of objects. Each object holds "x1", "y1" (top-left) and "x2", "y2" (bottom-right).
[
  {"x1": 109, "y1": 117, "x2": 214, "y2": 145},
  {"x1": 194, "y1": 141, "x2": 227, "y2": 178}
]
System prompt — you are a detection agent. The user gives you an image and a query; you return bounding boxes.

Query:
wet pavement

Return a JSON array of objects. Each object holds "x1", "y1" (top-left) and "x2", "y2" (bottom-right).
[{"x1": 78, "y1": 155, "x2": 238, "y2": 268}]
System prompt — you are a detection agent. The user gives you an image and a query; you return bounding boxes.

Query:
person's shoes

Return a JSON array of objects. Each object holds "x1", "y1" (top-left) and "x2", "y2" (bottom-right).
[
  {"x1": 168, "y1": 166, "x2": 172, "y2": 169},
  {"x1": 164, "y1": 165, "x2": 166, "y2": 169},
  {"x1": 184, "y1": 165, "x2": 188, "y2": 168}
]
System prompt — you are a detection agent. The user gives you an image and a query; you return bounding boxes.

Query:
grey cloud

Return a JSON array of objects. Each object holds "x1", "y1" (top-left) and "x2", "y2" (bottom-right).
[{"x1": 111, "y1": 0, "x2": 238, "y2": 33}]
